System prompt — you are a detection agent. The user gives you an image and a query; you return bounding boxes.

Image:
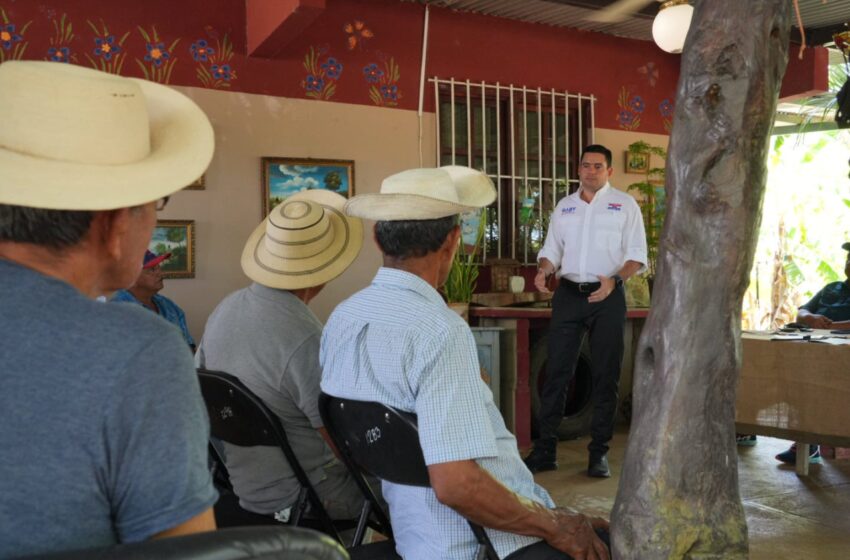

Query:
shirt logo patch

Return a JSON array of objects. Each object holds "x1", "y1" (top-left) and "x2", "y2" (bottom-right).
[
  {"x1": 607, "y1": 203, "x2": 622, "y2": 212},
  {"x1": 561, "y1": 207, "x2": 577, "y2": 214}
]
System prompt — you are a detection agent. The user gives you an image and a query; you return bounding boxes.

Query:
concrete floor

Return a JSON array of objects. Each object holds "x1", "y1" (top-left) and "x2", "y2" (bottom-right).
[{"x1": 533, "y1": 430, "x2": 850, "y2": 559}]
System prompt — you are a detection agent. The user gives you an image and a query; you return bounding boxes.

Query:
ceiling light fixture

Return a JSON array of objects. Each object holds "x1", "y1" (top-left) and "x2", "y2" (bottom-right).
[{"x1": 652, "y1": 0, "x2": 694, "y2": 54}]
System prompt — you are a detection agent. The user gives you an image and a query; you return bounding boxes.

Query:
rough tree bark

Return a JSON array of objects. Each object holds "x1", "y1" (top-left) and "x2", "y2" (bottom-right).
[{"x1": 611, "y1": 1, "x2": 792, "y2": 558}]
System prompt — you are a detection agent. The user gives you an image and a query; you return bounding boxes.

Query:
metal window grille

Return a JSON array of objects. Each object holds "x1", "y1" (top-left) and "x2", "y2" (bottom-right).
[{"x1": 433, "y1": 77, "x2": 595, "y2": 264}]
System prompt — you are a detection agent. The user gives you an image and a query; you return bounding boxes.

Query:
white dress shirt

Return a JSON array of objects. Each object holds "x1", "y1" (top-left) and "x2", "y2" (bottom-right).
[{"x1": 538, "y1": 183, "x2": 647, "y2": 282}]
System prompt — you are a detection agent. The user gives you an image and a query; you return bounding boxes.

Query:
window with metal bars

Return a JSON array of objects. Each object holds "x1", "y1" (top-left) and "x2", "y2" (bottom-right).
[{"x1": 433, "y1": 78, "x2": 595, "y2": 264}]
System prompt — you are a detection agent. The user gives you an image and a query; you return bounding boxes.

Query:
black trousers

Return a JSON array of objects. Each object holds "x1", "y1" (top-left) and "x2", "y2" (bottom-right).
[
  {"x1": 537, "y1": 281, "x2": 626, "y2": 456},
  {"x1": 504, "y1": 529, "x2": 610, "y2": 559}
]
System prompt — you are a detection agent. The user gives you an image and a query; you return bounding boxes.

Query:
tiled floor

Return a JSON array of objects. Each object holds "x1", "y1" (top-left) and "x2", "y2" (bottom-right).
[{"x1": 533, "y1": 429, "x2": 850, "y2": 559}]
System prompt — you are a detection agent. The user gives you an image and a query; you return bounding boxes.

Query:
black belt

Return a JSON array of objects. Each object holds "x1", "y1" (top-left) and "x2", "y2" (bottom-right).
[{"x1": 560, "y1": 278, "x2": 600, "y2": 293}]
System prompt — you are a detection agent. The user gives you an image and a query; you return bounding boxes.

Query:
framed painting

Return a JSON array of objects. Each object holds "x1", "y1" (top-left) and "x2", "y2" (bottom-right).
[
  {"x1": 184, "y1": 174, "x2": 205, "y2": 191},
  {"x1": 261, "y1": 157, "x2": 355, "y2": 217},
  {"x1": 149, "y1": 220, "x2": 195, "y2": 279},
  {"x1": 625, "y1": 151, "x2": 649, "y2": 174}
]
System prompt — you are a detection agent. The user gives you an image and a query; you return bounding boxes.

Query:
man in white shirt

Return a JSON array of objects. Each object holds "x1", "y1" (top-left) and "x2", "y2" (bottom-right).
[{"x1": 525, "y1": 145, "x2": 647, "y2": 478}]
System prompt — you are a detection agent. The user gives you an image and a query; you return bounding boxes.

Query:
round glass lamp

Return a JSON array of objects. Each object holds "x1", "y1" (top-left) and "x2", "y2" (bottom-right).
[{"x1": 652, "y1": 0, "x2": 694, "y2": 54}]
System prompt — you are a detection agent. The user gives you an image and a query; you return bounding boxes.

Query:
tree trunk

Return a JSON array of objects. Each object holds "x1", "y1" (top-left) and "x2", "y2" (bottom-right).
[{"x1": 611, "y1": 2, "x2": 792, "y2": 558}]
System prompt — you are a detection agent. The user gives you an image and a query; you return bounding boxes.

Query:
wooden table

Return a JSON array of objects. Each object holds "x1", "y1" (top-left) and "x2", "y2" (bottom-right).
[
  {"x1": 736, "y1": 333, "x2": 850, "y2": 475},
  {"x1": 470, "y1": 306, "x2": 650, "y2": 451}
]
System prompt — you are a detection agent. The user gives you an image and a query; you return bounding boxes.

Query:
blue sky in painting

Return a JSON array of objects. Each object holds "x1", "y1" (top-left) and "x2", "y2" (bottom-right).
[{"x1": 268, "y1": 164, "x2": 350, "y2": 198}]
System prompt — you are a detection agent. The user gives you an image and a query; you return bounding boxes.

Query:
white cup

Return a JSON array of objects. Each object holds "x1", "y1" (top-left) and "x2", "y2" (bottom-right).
[{"x1": 509, "y1": 275, "x2": 525, "y2": 293}]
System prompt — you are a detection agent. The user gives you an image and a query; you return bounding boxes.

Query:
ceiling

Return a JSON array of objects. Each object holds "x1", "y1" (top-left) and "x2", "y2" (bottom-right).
[{"x1": 411, "y1": 0, "x2": 850, "y2": 45}]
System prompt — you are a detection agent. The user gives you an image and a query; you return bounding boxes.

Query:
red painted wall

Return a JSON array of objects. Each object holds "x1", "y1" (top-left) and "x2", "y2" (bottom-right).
[{"x1": 0, "y1": 0, "x2": 681, "y2": 134}]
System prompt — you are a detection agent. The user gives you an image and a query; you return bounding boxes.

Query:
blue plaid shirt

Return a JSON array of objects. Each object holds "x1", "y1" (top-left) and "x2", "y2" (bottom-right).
[
  {"x1": 320, "y1": 268, "x2": 554, "y2": 560},
  {"x1": 112, "y1": 290, "x2": 195, "y2": 348}
]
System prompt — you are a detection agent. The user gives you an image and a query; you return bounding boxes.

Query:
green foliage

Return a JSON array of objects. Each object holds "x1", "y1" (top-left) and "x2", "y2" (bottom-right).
[
  {"x1": 442, "y1": 212, "x2": 486, "y2": 303},
  {"x1": 324, "y1": 171, "x2": 342, "y2": 191},
  {"x1": 626, "y1": 140, "x2": 667, "y2": 279}
]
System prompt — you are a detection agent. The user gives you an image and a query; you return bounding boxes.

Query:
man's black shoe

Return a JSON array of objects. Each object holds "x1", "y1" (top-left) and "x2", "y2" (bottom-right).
[
  {"x1": 524, "y1": 447, "x2": 558, "y2": 473},
  {"x1": 587, "y1": 454, "x2": 610, "y2": 478}
]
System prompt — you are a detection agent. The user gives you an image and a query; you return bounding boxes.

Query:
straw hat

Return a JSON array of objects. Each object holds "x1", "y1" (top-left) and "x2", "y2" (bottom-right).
[
  {"x1": 344, "y1": 165, "x2": 496, "y2": 221},
  {"x1": 0, "y1": 61, "x2": 214, "y2": 210},
  {"x1": 241, "y1": 190, "x2": 363, "y2": 290}
]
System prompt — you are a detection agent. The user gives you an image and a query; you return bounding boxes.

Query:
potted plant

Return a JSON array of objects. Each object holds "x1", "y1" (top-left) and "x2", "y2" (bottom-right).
[
  {"x1": 442, "y1": 209, "x2": 486, "y2": 320},
  {"x1": 626, "y1": 140, "x2": 667, "y2": 295}
]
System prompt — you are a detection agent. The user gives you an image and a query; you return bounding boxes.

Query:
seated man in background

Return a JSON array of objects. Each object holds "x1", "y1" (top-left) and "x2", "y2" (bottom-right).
[
  {"x1": 195, "y1": 190, "x2": 369, "y2": 522},
  {"x1": 321, "y1": 166, "x2": 610, "y2": 560},
  {"x1": 774, "y1": 241, "x2": 850, "y2": 465},
  {"x1": 112, "y1": 250, "x2": 195, "y2": 350},
  {"x1": 0, "y1": 61, "x2": 217, "y2": 557}
]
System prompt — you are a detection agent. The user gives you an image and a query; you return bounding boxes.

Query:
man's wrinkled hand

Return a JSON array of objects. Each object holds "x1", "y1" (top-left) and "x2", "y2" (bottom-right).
[
  {"x1": 535, "y1": 268, "x2": 552, "y2": 294},
  {"x1": 587, "y1": 275, "x2": 614, "y2": 304},
  {"x1": 800, "y1": 314, "x2": 832, "y2": 329},
  {"x1": 547, "y1": 508, "x2": 609, "y2": 560}
]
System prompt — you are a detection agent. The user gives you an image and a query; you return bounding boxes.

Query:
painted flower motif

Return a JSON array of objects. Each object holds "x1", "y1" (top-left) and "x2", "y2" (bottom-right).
[
  {"x1": 363, "y1": 63, "x2": 383, "y2": 83},
  {"x1": 380, "y1": 84, "x2": 398, "y2": 101},
  {"x1": 210, "y1": 64, "x2": 232, "y2": 81},
  {"x1": 144, "y1": 42, "x2": 170, "y2": 67},
  {"x1": 321, "y1": 57, "x2": 343, "y2": 79},
  {"x1": 617, "y1": 110, "x2": 635, "y2": 127},
  {"x1": 304, "y1": 74, "x2": 324, "y2": 92},
  {"x1": 629, "y1": 96, "x2": 645, "y2": 114},
  {"x1": 47, "y1": 46, "x2": 70, "y2": 62},
  {"x1": 93, "y1": 35, "x2": 121, "y2": 61},
  {"x1": 190, "y1": 39, "x2": 214, "y2": 62},
  {"x1": 0, "y1": 23, "x2": 23, "y2": 50},
  {"x1": 659, "y1": 99, "x2": 674, "y2": 118}
]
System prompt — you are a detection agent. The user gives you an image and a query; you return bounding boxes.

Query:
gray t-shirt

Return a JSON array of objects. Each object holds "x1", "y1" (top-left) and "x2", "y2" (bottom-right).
[
  {"x1": 0, "y1": 259, "x2": 217, "y2": 558},
  {"x1": 195, "y1": 283, "x2": 336, "y2": 514}
]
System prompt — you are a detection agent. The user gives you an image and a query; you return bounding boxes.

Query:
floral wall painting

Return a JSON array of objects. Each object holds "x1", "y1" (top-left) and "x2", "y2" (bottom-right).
[
  {"x1": 625, "y1": 151, "x2": 649, "y2": 174},
  {"x1": 0, "y1": 7, "x2": 31, "y2": 63},
  {"x1": 46, "y1": 13, "x2": 74, "y2": 63},
  {"x1": 637, "y1": 61, "x2": 658, "y2": 87},
  {"x1": 364, "y1": 55, "x2": 401, "y2": 107},
  {"x1": 86, "y1": 20, "x2": 129, "y2": 74},
  {"x1": 261, "y1": 157, "x2": 355, "y2": 217},
  {"x1": 617, "y1": 86, "x2": 644, "y2": 131},
  {"x1": 344, "y1": 20, "x2": 373, "y2": 50},
  {"x1": 136, "y1": 26, "x2": 179, "y2": 84},
  {"x1": 150, "y1": 220, "x2": 195, "y2": 279},
  {"x1": 191, "y1": 31, "x2": 236, "y2": 89},
  {"x1": 659, "y1": 98, "x2": 674, "y2": 133},
  {"x1": 302, "y1": 46, "x2": 342, "y2": 100}
]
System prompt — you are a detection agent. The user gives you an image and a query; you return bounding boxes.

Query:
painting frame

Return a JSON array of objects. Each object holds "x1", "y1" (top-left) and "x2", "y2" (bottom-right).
[
  {"x1": 149, "y1": 220, "x2": 196, "y2": 279},
  {"x1": 625, "y1": 151, "x2": 649, "y2": 174},
  {"x1": 261, "y1": 157, "x2": 355, "y2": 217},
  {"x1": 184, "y1": 174, "x2": 205, "y2": 191}
]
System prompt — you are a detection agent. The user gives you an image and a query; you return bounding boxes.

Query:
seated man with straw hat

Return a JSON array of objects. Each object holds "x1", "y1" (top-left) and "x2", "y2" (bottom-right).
[
  {"x1": 0, "y1": 61, "x2": 217, "y2": 557},
  {"x1": 196, "y1": 189, "x2": 369, "y2": 522},
  {"x1": 320, "y1": 166, "x2": 610, "y2": 560}
]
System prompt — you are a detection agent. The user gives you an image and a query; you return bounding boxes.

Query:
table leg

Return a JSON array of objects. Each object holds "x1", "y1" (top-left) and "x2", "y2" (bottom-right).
[
  {"x1": 795, "y1": 442, "x2": 810, "y2": 476},
  {"x1": 515, "y1": 318, "x2": 531, "y2": 452}
]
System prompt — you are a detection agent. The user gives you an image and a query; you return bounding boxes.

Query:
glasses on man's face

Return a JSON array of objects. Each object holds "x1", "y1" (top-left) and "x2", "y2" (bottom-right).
[{"x1": 155, "y1": 196, "x2": 170, "y2": 211}]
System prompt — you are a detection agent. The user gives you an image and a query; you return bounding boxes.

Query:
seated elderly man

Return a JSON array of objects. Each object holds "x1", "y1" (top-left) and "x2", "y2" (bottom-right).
[
  {"x1": 774, "y1": 241, "x2": 850, "y2": 465},
  {"x1": 0, "y1": 61, "x2": 217, "y2": 557},
  {"x1": 196, "y1": 190, "x2": 370, "y2": 522},
  {"x1": 112, "y1": 250, "x2": 195, "y2": 350},
  {"x1": 320, "y1": 166, "x2": 610, "y2": 560}
]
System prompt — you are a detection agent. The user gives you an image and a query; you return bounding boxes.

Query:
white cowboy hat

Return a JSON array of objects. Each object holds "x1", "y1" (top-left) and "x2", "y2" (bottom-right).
[
  {"x1": 241, "y1": 189, "x2": 363, "y2": 290},
  {"x1": 0, "y1": 61, "x2": 214, "y2": 210},
  {"x1": 344, "y1": 165, "x2": 496, "y2": 221}
]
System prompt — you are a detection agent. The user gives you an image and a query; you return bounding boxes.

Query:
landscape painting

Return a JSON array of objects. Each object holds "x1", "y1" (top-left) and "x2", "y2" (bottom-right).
[{"x1": 262, "y1": 157, "x2": 354, "y2": 217}]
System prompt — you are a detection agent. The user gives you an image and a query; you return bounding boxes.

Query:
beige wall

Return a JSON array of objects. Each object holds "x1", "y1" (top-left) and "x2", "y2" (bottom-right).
[
  {"x1": 158, "y1": 86, "x2": 435, "y2": 340},
  {"x1": 156, "y1": 86, "x2": 668, "y2": 341}
]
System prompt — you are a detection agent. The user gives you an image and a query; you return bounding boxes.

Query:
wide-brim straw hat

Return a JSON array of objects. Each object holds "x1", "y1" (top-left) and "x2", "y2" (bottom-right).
[
  {"x1": 0, "y1": 61, "x2": 214, "y2": 210},
  {"x1": 242, "y1": 189, "x2": 363, "y2": 290},
  {"x1": 344, "y1": 165, "x2": 496, "y2": 221}
]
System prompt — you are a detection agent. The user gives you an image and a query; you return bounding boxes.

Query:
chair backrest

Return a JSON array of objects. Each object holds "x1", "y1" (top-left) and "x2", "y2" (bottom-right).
[
  {"x1": 318, "y1": 393, "x2": 499, "y2": 560},
  {"x1": 197, "y1": 369, "x2": 339, "y2": 541},
  {"x1": 27, "y1": 526, "x2": 350, "y2": 560}
]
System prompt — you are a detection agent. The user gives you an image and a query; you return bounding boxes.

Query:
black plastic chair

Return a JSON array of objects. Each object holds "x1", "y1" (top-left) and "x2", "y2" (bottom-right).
[
  {"x1": 26, "y1": 526, "x2": 349, "y2": 560},
  {"x1": 197, "y1": 369, "x2": 342, "y2": 542},
  {"x1": 318, "y1": 393, "x2": 500, "y2": 560}
]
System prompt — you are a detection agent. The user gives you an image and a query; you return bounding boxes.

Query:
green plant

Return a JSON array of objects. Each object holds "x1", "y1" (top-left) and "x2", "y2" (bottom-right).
[
  {"x1": 443, "y1": 211, "x2": 486, "y2": 303},
  {"x1": 626, "y1": 140, "x2": 667, "y2": 279}
]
